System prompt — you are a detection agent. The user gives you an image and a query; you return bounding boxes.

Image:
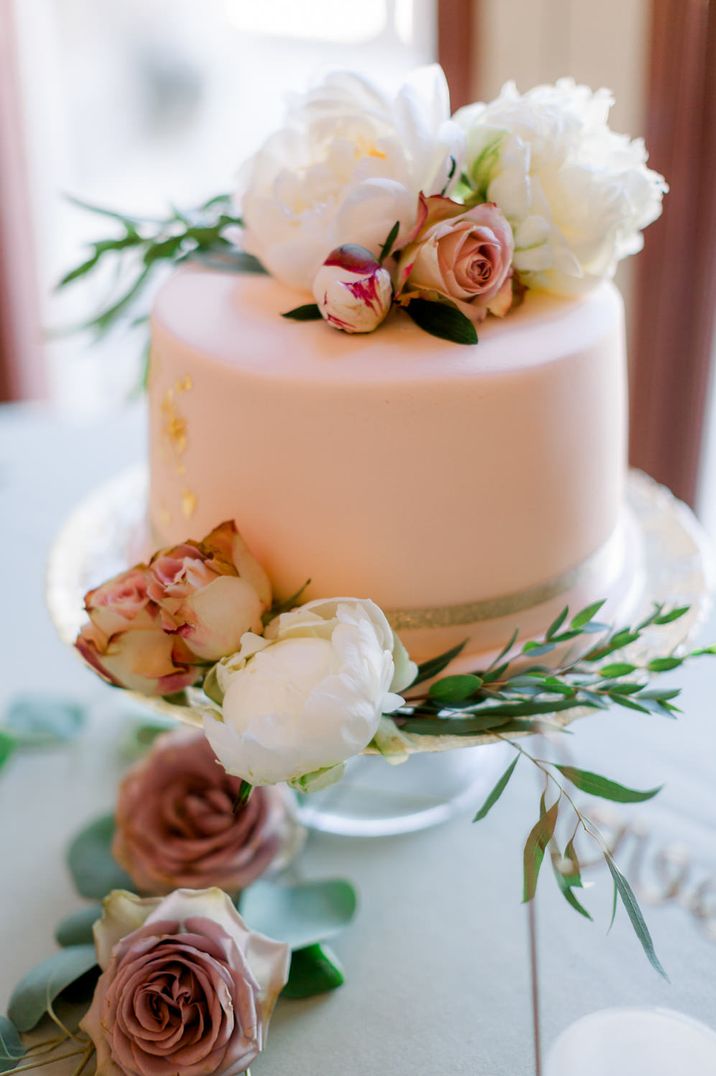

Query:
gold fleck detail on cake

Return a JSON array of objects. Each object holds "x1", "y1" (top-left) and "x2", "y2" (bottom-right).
[
  {"x1": 160, "y1": 376, "x2": 193, "y2": 463},
  {"x1": 176, "y1": 375, "x2": 193, "y2": 392},
  {"x1": 181, "y1": 489, "x2": 197, "y2": 518}
]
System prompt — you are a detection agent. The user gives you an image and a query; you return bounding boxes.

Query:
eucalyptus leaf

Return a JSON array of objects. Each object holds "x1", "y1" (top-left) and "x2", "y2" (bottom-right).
[
  {"x1": 187, "y1": 249, "x2": 267, "y2": 274},
  {"x1": 522, "y1": 798, "x2": 559, "y2": 902},
  {"x1": 654, "y1": 606, "x2": 690, "y2": 625},
  {"x1": 0, "y1": 732, "x2": 15, "y2": 772},
  {"x1": 55, "y1": 905, "x2": 103, "y2": 948},
  {"x1": 555, "y1": 766, "x2": 661, "y2": 803},
  {"x1": 570, "y1": 600, "x2": 606, "y2": 629},
  {"x1": 485, "y1": 627, "x2": 519, "y2": 672},
  {"x1": 411, "y1": 641, "x2": 467, "y2": 686},
  {"x1": 8, "y1": 946, "x2": 98, "y2": 1032},
  {"x1": 550, "y1": 849, "x2": 592, "y2": 920},
  {"x1": 605, "y1": 854, "x2": 667, "y2": 979},
  {"x1": 473, "y1": 756, "x2": 518, "y2": 821},
  {"x1": 67, "y1": 814, "x2": 134, "y2": 900},
  {"x1": 4, "y1": 696, "x2": 85, "y2": 747},
  {"x1": 428, "y1": 674, "x2": 482, "y2": 703},
  {"x1": 0, "y1": 1016, "x2": 24, "y2": 1074},
  {"x1": 647, "y1": 656, "x2": 683, "y2": 672},
  {"x1": 404, "y1": 299, "x2": 478, "y2": 345},
  {"x1": 598, "y1": 663, "x2": 637, "y2": 678},
  {"x1": 239, "y1": 880, "x2": 357, "y2": 950},
  {"x1": 281, "y1": 304, "x2": 322, "y2": 321},
  {"x1": 281, "y1": 944, "x2": 345, "y2": 999},
  {"x1": 401, "y1": 713, "x2": 511, "y2": 736},
  {"x1": 546, "y1": 606, "x2": 569, "y2": 639}
]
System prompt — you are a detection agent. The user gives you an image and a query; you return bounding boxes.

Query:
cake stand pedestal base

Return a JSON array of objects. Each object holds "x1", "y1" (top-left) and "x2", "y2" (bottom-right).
[{"x1": 294, "y1": 743, "x2": 511, "y2": 837}]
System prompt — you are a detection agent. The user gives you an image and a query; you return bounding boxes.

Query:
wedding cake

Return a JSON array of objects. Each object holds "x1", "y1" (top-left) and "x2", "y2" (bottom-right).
[{"x1": 146, "y1": 69, "x2": 666, "y2": 663}]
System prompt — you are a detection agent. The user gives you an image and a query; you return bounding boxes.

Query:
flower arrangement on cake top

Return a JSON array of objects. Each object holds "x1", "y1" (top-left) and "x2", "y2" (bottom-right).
[{"x1": 59, "y1": 68, "x2": 667, "y2": 346}]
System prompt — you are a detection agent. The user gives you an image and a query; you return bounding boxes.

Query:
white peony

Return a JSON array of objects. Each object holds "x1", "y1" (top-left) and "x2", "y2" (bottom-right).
[
  {"x1": 203, "y1": 598, "x2": 417, "y2": 786},
  {"x1": 455, "y1": 79, "x2": 668, "y2": 294},
  {"x1": 238, "y1": 66, "x2": 464, "y2": 291}
]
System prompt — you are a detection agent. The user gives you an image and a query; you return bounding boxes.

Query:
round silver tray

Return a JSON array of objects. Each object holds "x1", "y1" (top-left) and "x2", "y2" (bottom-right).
[{"x1": 47, "y1": 467, "x2": 713, "y2": 755}]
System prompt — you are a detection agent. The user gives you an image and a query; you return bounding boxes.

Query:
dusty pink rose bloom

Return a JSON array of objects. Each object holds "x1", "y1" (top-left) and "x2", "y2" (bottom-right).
[
  {"x1": 113, "y1": 731, "x2": 289, "y2": 895},
  {"x1": 75, "y1": 566, "x2": 200, "y2": 696},
  {"x1": 147, "y1": 521, "x2": 272, "y2": 662},
  {"x1": 396, "y1": 193, "x2": 514, "y2": 322},
  {"x1": 81, "y1": 888, "x2": 290, "y2": 1076}
]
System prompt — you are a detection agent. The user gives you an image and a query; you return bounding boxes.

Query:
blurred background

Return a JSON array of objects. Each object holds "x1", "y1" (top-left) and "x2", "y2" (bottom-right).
[{"x1": 0, "y1": 0, "x2": 714, "y2": 527}]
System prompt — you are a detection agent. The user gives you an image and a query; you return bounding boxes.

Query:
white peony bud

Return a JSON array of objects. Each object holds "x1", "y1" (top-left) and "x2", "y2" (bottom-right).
[{"x1": 312, "y1": 245, "x2": 393, "y2": 333}]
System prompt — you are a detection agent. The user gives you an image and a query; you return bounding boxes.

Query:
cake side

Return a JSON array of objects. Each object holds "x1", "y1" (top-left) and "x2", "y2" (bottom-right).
[{"x1": 149, "y1": 270, "x2": 627, "y2": 659}]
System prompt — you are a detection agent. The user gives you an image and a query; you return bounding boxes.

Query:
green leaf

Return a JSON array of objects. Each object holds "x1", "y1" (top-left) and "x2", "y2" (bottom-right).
[
  {"x1": 55, "y1": 905, "x2": 102, "y2": 948},
  {"x1": 8, "y1": 946, "x2": 98, "y2": 1032},
  {"x1": 609, "y1": 694, "x2": 653, "y2": 714},
  {"x1": 0, "y1": 1016, "x2": 24, "y2": 1073},
  {"x1": 654, "y1": 605, "x2": 690, "y2": 625},
  {"x1": 473, "y1": 756, "x2": 519, "y2": 821},
  {"x1": 598, "y1": 663, "x2": 637, "y2": 678},
  {"x1": 378, "y1": 220, "x2": 401, "y2": 263},
  {"x1": 84, "y1": 267, "x2": 151, "y2": 336},
  {"x1": 428, "y1": 674, "x2": 483, "y2": 703},
  {"x1": 647, "y1": 656, "x2": 683, "y2": 672},
  {"x1": 190, "y1": 248, "x2": 266, "y2": 273},
  {"x1": 605, "y1": 854, "x2": 667, "y2": 978},
  {"x1": 401, "y1": 713, "x2": 511, "y2": 736},
  {"x1": 239, "y1": 879, "x2": 357, "y2": 950},
  {"x1": 0, "y1": 732, "x2": 15, "y2": 772},
  {"x1": 546, "y1": 606, "x2": 569, "y2": 639},
  {"x1": 281, "y1": 303, "x2": 322, "y2": 321},
  {"x1": 263, "y1": 579, "x2": 312, "y2": 624},
  {"x1": 485, "y1": 627, "x2": 519, "y2": 672},
  {"x1": 570, "y1": 600, "x2": 606, "y2": 629},
  {"x1": 203, "y1": 666, "x2": 224, "y2": 707},
  {"x1": 281, "y1": 944, "x2": 345, "y2": 999},
  {"x1": 522, "y1": 798, "x2": 559, "y2": 902},
  {"x1": 404, "y1": 299, "x2": 478, "y2": 345},
  {"x1": 550, "y1": 845, "x2": 592, "y2": 920},
  {"x1": 3, "y1": 696, "x2": 85, "y2": 747},
  {"x1": 521, "y1": 641, "x2": 556, "y2": 657},
  {"x1": 411, "y1": 641, "x2": 467, "y2": 686},
  {"x1": 555, "y1": 766, "x2": 661, "y2": 803},
  {"x1": 67, "y1": 814, "x2": 134, "y2": 900}
]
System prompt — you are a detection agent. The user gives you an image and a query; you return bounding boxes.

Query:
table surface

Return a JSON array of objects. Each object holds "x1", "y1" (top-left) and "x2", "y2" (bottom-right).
[{"x1": 2, "y1": 401, "x2": 716, "y2": 1076}]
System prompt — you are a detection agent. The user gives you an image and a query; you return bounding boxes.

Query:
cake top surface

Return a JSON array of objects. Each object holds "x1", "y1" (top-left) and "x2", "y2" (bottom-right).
[{"x1": 153, "y1": 267, "x2": 622, "y2": 385}]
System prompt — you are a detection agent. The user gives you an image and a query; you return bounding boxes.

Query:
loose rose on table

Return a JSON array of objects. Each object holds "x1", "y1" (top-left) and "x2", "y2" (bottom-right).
[
  {"x1": 113, "y1": 730, "x2": 293, "y2": 895},
  {"x1": 80, "y1": 888, "x2": 290, "y2": 1076},
  {"x1": 395, "y1": 194, "x2": 514, "y2": 322}
]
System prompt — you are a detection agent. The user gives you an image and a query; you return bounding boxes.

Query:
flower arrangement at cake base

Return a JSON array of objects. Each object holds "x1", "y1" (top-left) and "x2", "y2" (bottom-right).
[{"x1": 64, "y1": 516, "x2": 715, "y2": 980}]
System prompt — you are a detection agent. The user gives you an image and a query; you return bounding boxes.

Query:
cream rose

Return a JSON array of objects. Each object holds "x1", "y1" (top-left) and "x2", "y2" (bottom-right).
[
  {"x1": 203, "y1": 598, "x2": 417, "y2": 786},
  {"x1": 396, "y1": 194, "x2": 514, "y2": 321},
  {"x1": 239, "y1": 66, "x2": 464, "y2": 291},
  {"x1": 455, "y1": 79, "x2": 668, "y2": 294},
  {"x1": 80, "y1": 888, "x2": 290, "y2": 1076}
]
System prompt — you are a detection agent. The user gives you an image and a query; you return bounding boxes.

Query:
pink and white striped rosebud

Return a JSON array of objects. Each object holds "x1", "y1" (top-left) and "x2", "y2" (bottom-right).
[{"x1": 312, "y1": 244, "x2": 393, "y2": 334}]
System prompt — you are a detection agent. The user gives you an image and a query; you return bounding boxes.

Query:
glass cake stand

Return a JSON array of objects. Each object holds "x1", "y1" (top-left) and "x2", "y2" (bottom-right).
[{"x1": 47, "y1": 468, "x2": 712, "y2": 836}]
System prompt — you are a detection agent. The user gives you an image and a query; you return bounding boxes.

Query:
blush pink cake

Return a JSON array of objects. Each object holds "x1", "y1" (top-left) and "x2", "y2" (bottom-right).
[{"x1": 148, "y1": 268, "x2": 639, "y2": 662}]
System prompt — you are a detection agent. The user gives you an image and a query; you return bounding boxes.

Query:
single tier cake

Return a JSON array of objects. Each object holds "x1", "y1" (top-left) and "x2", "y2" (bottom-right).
[{"x1": 148, "y1": 268, "x2": 637, "y2": 661}]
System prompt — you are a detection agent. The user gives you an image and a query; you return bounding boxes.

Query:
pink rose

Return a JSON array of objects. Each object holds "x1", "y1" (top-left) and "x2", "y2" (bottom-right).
[
  {"x1": 81, "y1": 888, "x2": 290, "y2": 1076},
  {"x1": 75, "y1": 566, "x2": 200, "y2": 696},
  {"x1": 148, "y1": 521, "x2": 272, "y2": 662},
  {"x1": 312, "y1": 244, "x2": 393, "y2": 333},
  {"x1": 113, "y1": 731, "x2": 292, "y2": 895},
  {"x1": 396, "y1": 194, "x2": 514, "y2": 322}
]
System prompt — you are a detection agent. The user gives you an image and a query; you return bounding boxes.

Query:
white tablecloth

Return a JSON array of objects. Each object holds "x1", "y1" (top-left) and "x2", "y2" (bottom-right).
[{"x1": 2, "y1": 401, "x2": 716, "y2": 1075}]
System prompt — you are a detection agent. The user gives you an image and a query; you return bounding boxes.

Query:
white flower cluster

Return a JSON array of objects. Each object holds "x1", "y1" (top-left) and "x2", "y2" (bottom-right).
[{"x1": 239, "y1": 69, "x2": 666, "y2": 297}]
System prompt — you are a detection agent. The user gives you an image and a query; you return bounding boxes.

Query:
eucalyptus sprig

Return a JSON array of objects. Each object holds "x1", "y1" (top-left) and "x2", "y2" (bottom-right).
[
  {"x1": 58, "y1": 192, "x2": 260, "y2": 340},
  {"x1": 397, "y1": 599, "x2": 714, "y2": 976},
  {"x1": 398, "y1": 601, "x2": 709, "y2": 735}
]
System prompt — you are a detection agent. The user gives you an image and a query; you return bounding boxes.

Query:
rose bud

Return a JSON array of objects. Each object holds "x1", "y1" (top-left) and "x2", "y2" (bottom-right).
[
  {"x1": 312, "y1": 244, "x2": 392, "y2": 333},
  {"x1": 75, "y1": 566, "x2": 201, "y2": 696},
  {"x1": 113, "y1": 730, "x2": 295, "y2": 895},
  {"x1": 80, "y1": 888, "x2": 290, "y2": 1076},
  {"x1": 396, "y1": 194, "x2": 514, "y2": 321},
  {"x1": 147, "y1": 520, "x2": 272, "y2": 662}
]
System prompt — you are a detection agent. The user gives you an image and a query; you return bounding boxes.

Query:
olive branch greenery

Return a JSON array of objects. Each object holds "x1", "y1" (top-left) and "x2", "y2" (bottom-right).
[
  {"x1": 57, "y1": 193, "x2": 256, "y2": 342},
  {"x1": 393, "y1": 600, "x2": 714, "y2": 976}
]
